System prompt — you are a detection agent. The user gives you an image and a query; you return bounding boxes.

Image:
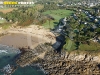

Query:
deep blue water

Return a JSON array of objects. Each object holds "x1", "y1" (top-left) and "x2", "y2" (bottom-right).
[{"x1": 0, "y1": 44, "x2": 45, "y2": 75}]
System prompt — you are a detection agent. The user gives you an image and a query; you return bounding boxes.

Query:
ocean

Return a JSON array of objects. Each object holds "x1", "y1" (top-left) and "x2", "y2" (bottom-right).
[{"x1": 0, "y1": 44, "x2": 45, "y2": 75}]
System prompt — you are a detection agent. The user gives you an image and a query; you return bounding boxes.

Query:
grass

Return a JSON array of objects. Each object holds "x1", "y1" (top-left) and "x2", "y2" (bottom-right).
[
  {"x1": 0, "y1": 19, "x2": 6, "y2": 23},
  {"x1": 43, "y1": 9, "x2": 74, "y2": 18},
  {"x1": 42, "y1": 9, "x2": 74, "y2": 29},
  {"x1": 2, "y1": 24, "x2": 10, "y2": 29},
  {"x1": 0, "y1": 23, "x2": 11, "y2": 29},
  {"x1": 79, "y1": 41, "x2": 100, "y2": 51},
  {"x1": 64, "y1": 39, "x2": 76, "y2": 51},
  {"x1": 43, "y1": 20, "x2": 57, "y2": 29},
  {"x1": 64, "y1": 40, "x2": 100, "y2": 52}
]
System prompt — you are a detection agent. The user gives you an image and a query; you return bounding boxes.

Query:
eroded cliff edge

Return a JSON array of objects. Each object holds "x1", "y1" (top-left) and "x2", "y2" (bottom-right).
[{"x1": 16, "y1": 43, "x2": 100, "y2": 75}]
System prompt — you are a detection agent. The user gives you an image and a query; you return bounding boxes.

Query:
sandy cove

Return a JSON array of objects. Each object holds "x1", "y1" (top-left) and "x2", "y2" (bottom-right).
[{"x1": 0, "y1": 25, "x2": 56, "y2": 49}]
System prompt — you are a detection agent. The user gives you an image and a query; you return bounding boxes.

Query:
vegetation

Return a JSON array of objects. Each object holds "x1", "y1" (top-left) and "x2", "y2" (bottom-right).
[
  {"x1": 0, "y1": 0, "x2": 99, "y2": 52},
  {"x1": 0, "y1": 23, "x2": 12, "y2": 29},
  {"x1": 0, "y1": 0, "x2": 75, "y2": 27},
  {"x1": 42, "y1": 9, "x2": 74, "y2": 28},
  {"x1": 0, "y1": 6, "x2": 46, "y2": 26},
  {"x1": 61, "y1": 6, "x2": 100, "y2": 51},
  {"x1": 79, "y1": 41, "x2": 100, "y2": 51},
  {"x1": 64, "y1": 38, "x2": 76, "y2": 51},
  {"x1": 0, "y1": 19, "x2": 6, "y2": 23}
]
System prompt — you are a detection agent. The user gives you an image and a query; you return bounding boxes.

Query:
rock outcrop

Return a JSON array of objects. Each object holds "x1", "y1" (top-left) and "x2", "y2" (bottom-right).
[
  {"x1": 39, "y1": 50, "x2": 100, "y2": 75},
  {"x1": 16, "y1": 43, "x2": 53, "y2": 67},
  {"x1": 16, "y1": 43, "x2": 100, "y2": 75}
]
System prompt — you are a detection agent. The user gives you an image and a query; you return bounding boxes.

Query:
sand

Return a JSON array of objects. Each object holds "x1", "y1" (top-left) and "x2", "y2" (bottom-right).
[
  {"x1": 0, "y1": 25, "x2": 56, "y2": 49},
  {"x1": 0, "y1": 33, "x2": 42, "y2": 49}
]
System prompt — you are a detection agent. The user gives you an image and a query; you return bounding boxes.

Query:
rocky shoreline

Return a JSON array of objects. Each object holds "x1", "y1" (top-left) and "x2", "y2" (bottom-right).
[
  {"x1": 0, "y1": 25, "x2": 100, "y2": 75},
  {"x1": 16, "y1": 43, "x2": 100, "y2": 75}
]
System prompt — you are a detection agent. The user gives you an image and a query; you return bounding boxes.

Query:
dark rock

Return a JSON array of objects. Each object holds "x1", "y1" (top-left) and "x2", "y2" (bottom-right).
[{"x1": 16, "y1": 43, "x2": 100, "y2": 75}]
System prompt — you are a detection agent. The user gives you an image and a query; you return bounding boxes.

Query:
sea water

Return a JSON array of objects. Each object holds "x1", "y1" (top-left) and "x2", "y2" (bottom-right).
[{"x1": 0, "y1": 44, "x2": 45, "y2": 75}]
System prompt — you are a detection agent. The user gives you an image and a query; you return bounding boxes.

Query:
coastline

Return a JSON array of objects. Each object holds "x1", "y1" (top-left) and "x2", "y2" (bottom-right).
[
  {"x1": 16, "y1": 43, "x2": 100, "y2": 75},
  {"x1": 0, "y1": 25, "x2": 55, "y2": 75},
  {"x1": 0, "y1": 25, "x2": 56, "y2": 49},
  {"x1": 1, "y1": 25, "x2": 100, "y2": 75}
]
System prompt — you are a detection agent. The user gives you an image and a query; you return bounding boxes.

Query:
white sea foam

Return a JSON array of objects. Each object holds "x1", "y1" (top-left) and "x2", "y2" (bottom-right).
[{"x1": 0, "y1": 50, "x2": 8, "y2": 53}]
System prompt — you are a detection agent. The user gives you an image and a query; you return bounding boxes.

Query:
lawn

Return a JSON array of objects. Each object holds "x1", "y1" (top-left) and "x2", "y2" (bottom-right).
[
  {"x1": 42, "y1": 9, "x2": 74, "y2": 29},
  {"x1": 0, "y1": 23, "x2": 12, "y2": 29},
  {"x1": 79, "y1": 41, "x2": 100, "y2": 51},
  {"x1": 64, "y1": 39, "x2": 76, "y2": 51},
  {"x1": 0, "y1": 19, "x2": 6, "y2": 23},
  {"x1": 64, "y1": 40, "x2": 100, "y2": 52}
]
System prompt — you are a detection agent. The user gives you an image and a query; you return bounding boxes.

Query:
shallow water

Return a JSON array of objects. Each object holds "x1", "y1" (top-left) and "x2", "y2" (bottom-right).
[
  {"x1": 0, "y1": 44, "x2": 45, "y2": 75},
  {"x1": 12, "y1": 66, "x2": 45, "y2": 75}
]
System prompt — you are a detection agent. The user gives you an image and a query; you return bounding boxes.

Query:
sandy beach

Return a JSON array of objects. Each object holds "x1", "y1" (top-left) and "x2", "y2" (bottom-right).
[{"x1": 0, "y1": 25, "x2": 56, "y2": 49}]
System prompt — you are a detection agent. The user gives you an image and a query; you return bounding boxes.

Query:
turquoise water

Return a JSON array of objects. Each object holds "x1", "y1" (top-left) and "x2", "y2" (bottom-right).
[{"x1": 0, "y1": 44, "x2": 45, "y2": 75}]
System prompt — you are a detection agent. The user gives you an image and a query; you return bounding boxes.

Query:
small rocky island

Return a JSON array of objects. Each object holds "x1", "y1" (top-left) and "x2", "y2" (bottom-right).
[{"x1": 16, "y1": 43, "x2": 100, "y2": 75}]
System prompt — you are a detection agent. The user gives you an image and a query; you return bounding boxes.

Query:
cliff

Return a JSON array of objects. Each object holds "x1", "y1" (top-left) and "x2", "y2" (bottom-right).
[{"x1": 16, "y1": 43, "x2": 100, "y2": 75}]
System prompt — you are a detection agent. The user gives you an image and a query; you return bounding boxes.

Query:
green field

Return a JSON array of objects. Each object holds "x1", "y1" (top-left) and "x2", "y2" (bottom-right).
[
  {"x1": 42, "y1": 9, "x2": 74, "y2": 29},
  {"x1": 64, "y1": 39, "x2": 100, "y2": 51},
  {"x1": 0, "y1": 23, "x2": 11, "y2": 29},
  {"x1": 64, "y1": 39, "x2": 76, "y2": 51},
  {"x1": 79, "y1": 41, "x2": 100, "y2": 51},
  {"x1": 0, "y1": 19, "x2": 6, "y2": 23}
]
